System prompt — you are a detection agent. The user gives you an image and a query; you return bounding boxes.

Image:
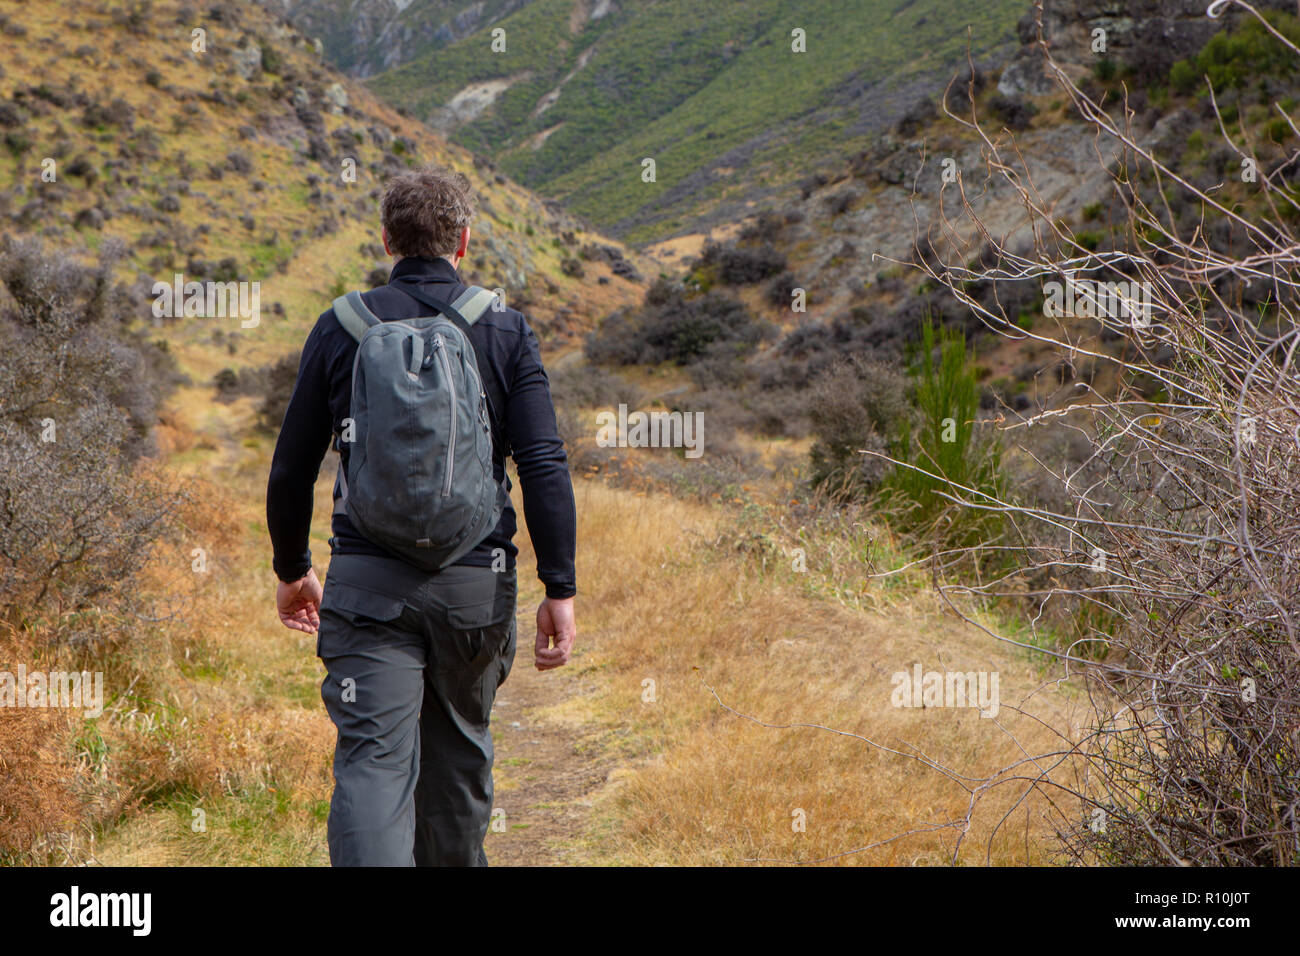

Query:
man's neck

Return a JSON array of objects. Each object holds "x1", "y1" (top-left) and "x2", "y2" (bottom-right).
[{"x1": 393, "y1": 254, "x2": 460, "y2": 270}]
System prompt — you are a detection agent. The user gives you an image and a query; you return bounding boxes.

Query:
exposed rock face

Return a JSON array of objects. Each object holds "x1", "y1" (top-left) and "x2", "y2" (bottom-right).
[
  {"x1": 470, "y1": 218, "x2": 532, "y2": 290},
  {"x1": 232, "y1": 44, "x2": 264, "y2": 80},
  {"x1": 266, "y1": 0, "x2": 538, "y2": 78},
  {"x1": 324, "y1": 82, "x2": 349, "y2": 114},
  {"x1": 995, "y1": 0, "x2": 1293, "y2": 96}
]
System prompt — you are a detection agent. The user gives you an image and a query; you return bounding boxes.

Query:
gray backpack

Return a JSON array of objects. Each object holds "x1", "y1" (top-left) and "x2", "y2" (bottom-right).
[{"x1": 330, "y1": 281, "x2": 504, "y2": 571}]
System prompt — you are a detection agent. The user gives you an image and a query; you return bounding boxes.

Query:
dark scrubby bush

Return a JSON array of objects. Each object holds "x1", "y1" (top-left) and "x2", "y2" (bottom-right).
[
  {"x1": 0, "y1": 237, "x2": 182, "y2": 628},
  {"x1": 585, "y1": 279, "x2": 769, "y2": 367},
  {"x1": 81, "y1": 97, "x2": 134, "y2": 132},
  {"x1": 226, "y1": 150, "x2": 253, "y2": 174},
  {"x1": 823, "y1": 189, "x2": 857, "y2": 217},
  {"x1": 988, "y1": 93, "x2": 1036, "y2": 131},
  {"x1": 944, "y1": 63, "x2": 987, "y2": 112},
  {"x1": 896, "y1": 95, "x2": 938, "y2": 137},
  {"x1": 65, "y1": 155, "x2": 97, "y2": 184},
  {"x1": 115, "y1": 0, "x2": 154, "y2": 36},
  {"x1": 807, "y1": 355, "x2": 913, "y2": 495},
  {"x1": 257, "y1": 350, "x2": 302, "y2": 432},
  {"x1": 797, "y1": 172, "x2": 828, "y2": 200},
  {"x1": 697, "y1": 239, "x2": 786, "y2": 285},
  {"x1": 766, "y1": 270, "x2": 800, "y2": 307},
  {"x1": 737, "y1": 209, "x2": 789, "y2": 244},
  {"x1": 261, "y1": 42, "x2": 283, "y2": 76},
  {"x1": 74, "y1": 207, "x2": 105, "y2": 230},
  {"x1": 0, "y1": 101, "x2": 23, "y2": 128},
  {"x1": 548, "y1": 363, "x2": 641, "y2": 411},
  {"x1": 5, "y1": 130, "x2": 32, "y2": 155}
]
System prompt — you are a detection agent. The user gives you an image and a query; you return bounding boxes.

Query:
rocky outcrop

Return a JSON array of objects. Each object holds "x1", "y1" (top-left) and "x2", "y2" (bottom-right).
[
  {"x1": 266, "y1": 0, "x2": 540, "y2": 78},
  {"x1": 995, "y1": 0, "x2": 1291, "y2": 96}
]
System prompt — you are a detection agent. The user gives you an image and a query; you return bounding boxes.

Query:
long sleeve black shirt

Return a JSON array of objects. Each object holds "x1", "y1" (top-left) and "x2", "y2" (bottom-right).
[{"x1": 266, "y1": 255, "x2": 577, "y2": 599}]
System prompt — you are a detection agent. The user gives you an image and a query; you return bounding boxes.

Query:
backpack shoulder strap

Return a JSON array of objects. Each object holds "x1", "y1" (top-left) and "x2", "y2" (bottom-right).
[
  {"x1": 450, "y1": 285, "x2": 498, "y2": 325},
  {"x1": 332, "y1": 290, "x2": 379, "y2": 342}
]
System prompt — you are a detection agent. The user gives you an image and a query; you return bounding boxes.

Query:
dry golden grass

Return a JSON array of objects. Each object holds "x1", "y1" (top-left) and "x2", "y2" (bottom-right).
[
  {"x1": 5, "y1": 399, "x2": 1084, "y2": 867},
  {"x1": 0, "y1": 628, "x2": 81, "y2": 862},
  {"x1": 530, "y1": 479, "x2": 1085, "y2": 865}
]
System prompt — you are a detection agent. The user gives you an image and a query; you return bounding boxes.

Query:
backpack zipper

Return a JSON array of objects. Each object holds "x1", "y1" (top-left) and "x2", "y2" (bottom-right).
[{"x1": 433, "y1": 332, "x2": 456, "y2": 497}]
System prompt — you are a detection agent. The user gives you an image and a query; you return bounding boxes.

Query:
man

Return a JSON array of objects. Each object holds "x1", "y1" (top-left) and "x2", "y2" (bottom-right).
[{"x1": 266, "y1": 164, "x2": 577, "y2": 866}]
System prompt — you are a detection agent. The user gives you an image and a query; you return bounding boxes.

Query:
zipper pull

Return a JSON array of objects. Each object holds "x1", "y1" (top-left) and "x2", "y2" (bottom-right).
[{"x1": 423, "y1": 334, "x2": 442, "y2": 369}]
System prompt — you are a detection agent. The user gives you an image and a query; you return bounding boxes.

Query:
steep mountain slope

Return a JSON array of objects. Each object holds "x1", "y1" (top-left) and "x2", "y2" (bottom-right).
[
  {"x1": 580, "y1": 0, "x2": 1300, "y2": 468},
  {"x1": 362, "y1": 0, "x2": 1026, "y2": 242},
  {"x1": 265, "y1": 0, "x2": 541, "y2": 78},
  {"x1": 0, "y1": 0, "x2": 650, "y2": 376}
]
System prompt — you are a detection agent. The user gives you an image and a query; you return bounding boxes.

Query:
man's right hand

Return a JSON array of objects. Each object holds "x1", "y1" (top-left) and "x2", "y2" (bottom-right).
[{"x1": 534, "y1": 596, "x2": 576, "y2": 671}]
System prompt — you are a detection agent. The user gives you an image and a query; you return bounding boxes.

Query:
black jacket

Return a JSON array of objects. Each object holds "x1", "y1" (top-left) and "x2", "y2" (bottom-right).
[{"x1": 266, "y1": 255, "x2": 577, "y2": 599}]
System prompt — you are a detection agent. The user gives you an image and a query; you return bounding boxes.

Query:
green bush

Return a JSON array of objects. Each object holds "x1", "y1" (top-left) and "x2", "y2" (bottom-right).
[
  {"x1": 1193, "y1": 11, "x2": 1300, "y2": 90},
  {"x1": 881, "y1": 318, "x2": 1005, "y2": 548},
  {"x1": 1169, "y1": 59, "x2": 1199, "y2": 95}
]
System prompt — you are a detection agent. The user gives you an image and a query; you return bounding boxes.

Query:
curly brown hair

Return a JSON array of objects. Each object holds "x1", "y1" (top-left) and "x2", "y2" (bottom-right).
[{"x1": 380, "y1": 164, "x2": 476, "y2": 260}]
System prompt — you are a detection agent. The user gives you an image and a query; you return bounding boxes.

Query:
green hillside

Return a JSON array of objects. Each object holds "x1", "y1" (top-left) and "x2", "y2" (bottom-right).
[{"x1": 367, "y1": 0, "x2": 1024, "y2": 241}]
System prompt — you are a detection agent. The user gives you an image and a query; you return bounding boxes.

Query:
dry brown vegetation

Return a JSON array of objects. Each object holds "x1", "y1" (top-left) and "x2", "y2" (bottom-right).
[{"x1": 882, "y1": 0, "x2": 1300, "y2": 865}]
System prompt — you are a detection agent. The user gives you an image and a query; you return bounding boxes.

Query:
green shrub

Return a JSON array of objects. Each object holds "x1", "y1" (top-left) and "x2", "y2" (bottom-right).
[
  {"x1": 1169, "y1": 59, "x2": 1200, "y2": 95},
  {"x1": 1194, "y1": 10, "x2": 1300, "y2": 90},
  {"x1": 1076, "y1": 230, "x2": 1104, "y2": 252},
  {"x1": 881, "y1": 318, "x2": 1005, "y2": 548}
]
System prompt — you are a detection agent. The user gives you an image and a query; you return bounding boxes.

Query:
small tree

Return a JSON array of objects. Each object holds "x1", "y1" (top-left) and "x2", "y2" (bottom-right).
[{"x1": 882, "y1": 317, "x2": 1004, "y2": 549}]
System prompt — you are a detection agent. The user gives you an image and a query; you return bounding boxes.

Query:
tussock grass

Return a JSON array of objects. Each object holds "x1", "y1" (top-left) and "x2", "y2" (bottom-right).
[{"x1": 526, "y1": 479, "x2": 1082, "y2": 865}]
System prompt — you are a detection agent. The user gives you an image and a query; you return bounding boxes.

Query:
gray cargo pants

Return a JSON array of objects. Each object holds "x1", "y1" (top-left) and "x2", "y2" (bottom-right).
[{"x1": 316, "y1": 552, "x2": 517, "y2": 866}]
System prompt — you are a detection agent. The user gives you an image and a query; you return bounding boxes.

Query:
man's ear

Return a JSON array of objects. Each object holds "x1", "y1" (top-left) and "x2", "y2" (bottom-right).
[
  {"x1": 457, "y1": 225, "x2": 470, "y2": 259},
  {"x1": 382, "y1": 228, "x2": 395, "y2": 257}
]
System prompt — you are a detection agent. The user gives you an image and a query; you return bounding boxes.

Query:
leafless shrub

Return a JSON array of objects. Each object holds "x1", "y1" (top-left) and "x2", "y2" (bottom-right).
[
  {"x1": 869, "y1": 1, "x2": 1300, "y2": 865},
  {"x1": 0, "y1": 238, "x2": 183, "y2": 641}
]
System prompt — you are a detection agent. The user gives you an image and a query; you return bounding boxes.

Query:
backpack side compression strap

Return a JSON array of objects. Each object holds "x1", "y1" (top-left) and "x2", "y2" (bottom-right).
[{"x1": 330, "y1": 291, "x2": 377, "y2": 517}]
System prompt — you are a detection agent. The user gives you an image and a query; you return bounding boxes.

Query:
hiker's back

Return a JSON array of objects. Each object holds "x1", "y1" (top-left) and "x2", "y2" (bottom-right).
[{"x1": 332, "y1": 281, "x2": 505, "y2": 571}]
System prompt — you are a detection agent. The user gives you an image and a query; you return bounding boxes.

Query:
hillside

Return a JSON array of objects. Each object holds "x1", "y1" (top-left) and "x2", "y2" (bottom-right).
[
  {"x1": 358, "y1": 0, "x2": 1026, "y2": 242},
  {"x1": 0, "y1": 0, "x2": 650, "y2": 377},
  {"x1": 593, "y1": 0, "x2": 1300, "y2": 454},
  {"x1": 268, "y1": 0, "x2": 539, "y2": 78}
]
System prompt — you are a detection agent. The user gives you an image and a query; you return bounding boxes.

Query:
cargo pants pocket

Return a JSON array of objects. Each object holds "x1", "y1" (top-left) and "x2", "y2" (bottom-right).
[
  {"x1": 436, "y1": 584, "x2": 517, "y2": 726},
  {"x1": 317, "y1": 580, "x2": 411, "y2": 658}
]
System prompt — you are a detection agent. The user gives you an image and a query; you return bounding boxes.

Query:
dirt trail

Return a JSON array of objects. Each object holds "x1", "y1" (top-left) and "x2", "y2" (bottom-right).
[{"x1": 484, "y1": 609, "x2": 614, "y2": 865}]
